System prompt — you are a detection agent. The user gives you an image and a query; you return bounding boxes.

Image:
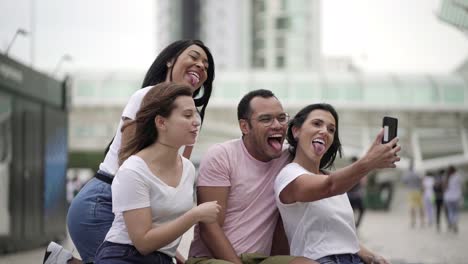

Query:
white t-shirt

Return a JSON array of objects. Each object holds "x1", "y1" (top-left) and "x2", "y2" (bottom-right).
[
  {"x1": 422, "y1": 176, "x2": 434, "y2": 200},
  {"x1": 444, "y1": 173, "x2": 463, "y2": 202},
  {"x1": 274, "y1": 163, "x2": 360, "y2": 260},
  {"x1": 105, "y1": 155, "x2": 197, "y2": 257},
  {"x1": 99, "y1": 86, "x2": 153, "y2": 175},
  {"x1": 98, "y1": 86, "x2": 200, "y2": 173}
]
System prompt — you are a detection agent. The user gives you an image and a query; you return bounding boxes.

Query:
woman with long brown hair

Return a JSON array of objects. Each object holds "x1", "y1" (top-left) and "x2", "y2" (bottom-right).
[
  {"x1": 94, "y1": 82, "x2": 220, "y2": 263},
  {"x1": 43, "y1": 40, "x2": 216, "y2": 264}
]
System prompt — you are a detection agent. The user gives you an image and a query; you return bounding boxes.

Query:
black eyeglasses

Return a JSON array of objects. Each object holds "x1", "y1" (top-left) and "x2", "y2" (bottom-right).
[{"x1": 247, "y1": 113, "x2": 290, "y2": 127}]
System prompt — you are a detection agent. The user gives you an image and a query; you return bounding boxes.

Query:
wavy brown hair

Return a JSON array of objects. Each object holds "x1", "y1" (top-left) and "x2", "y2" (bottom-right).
[{"x1": 118, "y1": 83, "x2": 193, "y2": 165}]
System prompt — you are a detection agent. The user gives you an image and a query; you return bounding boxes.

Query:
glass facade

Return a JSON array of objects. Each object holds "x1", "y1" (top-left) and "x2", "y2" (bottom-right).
[
  {"x1": 250, "y1": 0, "x2": 321, "y2": 70},
  {"x1": 71, "y1": 72, "x2": 468, "y2": 108},
  {"x1": 72, "y1": 77, "x2": 140, "y2": 106},
  {"x1": 70, "y1": 71, "x2": 468, "y2": 168},
  {"x1": 210, "y1": 72, "x2": 468, "y2": 108}
]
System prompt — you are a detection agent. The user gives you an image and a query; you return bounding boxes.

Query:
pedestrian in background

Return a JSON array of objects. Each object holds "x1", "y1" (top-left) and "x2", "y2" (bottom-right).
[
  {"x1": 422, "y1": 172, "x2": 435, "y2": 227},
  {"x1": 433, "y1": 169, "x2": 445, "y2": 232},
  {"x1": 443, "y1": 166, "x2": 463, "y2": 233},
  {"x1": 402, "y1": 161, "x2": 425, "y2": 228}
]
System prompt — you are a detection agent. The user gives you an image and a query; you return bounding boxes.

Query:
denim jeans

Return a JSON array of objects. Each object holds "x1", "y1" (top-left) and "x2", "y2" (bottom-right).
[
  {"x1": 317, "y1": 254, "x2": 363, "y2": 264},
  {"x1": 95, "y1": 241, "x2": 174, "y2": 264},
  {"x1": 67, "y1": 171, "x2": 114, "y2": 263},
  {"x1": 445, "y1": 200, "x2": 460, "y2": 226}
]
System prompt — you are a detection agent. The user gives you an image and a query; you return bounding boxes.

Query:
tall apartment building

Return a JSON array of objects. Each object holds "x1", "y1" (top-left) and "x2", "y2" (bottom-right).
[
  {"x1": 155, "y1": 0, "x2": 202, "y2": 52},
  {"x1": 156, "y1": 0, "x2": 322, "y2": 71}
]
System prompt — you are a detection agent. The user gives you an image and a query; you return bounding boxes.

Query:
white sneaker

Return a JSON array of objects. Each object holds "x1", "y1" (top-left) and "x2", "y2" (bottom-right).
[{"x1": 43, "y1": 241, "x2": 73, "y2": 264}]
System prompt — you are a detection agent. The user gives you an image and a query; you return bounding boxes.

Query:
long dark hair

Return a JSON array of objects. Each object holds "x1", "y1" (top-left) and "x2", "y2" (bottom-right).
[
  {"x1": 105, "y1": 39, "x2": 215, "y2": 155},
  {"x1": 287, "y1": 103, "x2": 342, "y2": 170},
  {"x1": 118, "y1": 83, "x2": 193, "y2": 165},
  {"x1": 141, "y1": 39, "x2": 215, "y2": 120}
]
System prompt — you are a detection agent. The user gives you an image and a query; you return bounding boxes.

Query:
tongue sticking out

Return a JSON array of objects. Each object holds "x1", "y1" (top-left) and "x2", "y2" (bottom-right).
[
  {"x1": 268, "y1": 139, "x2": 282, "y2": 152},
  {"x1": 187, "y1": 74, "x2": 199, "y2": 86},
  {"x1": 312, "y1": 142, "x2": 326, "y2": 155}
]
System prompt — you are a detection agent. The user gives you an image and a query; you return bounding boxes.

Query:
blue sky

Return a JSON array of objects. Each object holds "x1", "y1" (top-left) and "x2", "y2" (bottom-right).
[{"x1": 1, "y1": 0, "x2": 467, "y2": 74}]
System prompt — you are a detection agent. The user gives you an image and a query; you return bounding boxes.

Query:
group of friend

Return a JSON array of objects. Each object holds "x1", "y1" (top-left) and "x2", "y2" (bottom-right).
[{"x1": 43, "y1": 39, "x2": 401, "y2": 264}]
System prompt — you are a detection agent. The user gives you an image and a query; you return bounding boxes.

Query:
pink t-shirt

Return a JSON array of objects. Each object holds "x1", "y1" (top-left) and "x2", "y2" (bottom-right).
[{"x1": 189, "y1": 138, "x2": 291, "y2": 257}]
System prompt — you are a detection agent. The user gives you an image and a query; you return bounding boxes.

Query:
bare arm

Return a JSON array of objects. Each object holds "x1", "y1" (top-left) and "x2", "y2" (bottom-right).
[
  {"x1": 198, "y1": 186, "x2": 242, "y2": 264},
  {"x1": 124, "y1": 202, "x2": 219, "y2": 256},
  {"x1": 281, "y1": 129, "x2": 401, "y2": 204}
]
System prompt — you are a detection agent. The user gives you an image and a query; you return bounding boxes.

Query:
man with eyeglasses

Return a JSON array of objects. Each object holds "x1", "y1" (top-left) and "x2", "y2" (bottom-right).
[{"x1": 187, "y1": 89, "x2": 399, "y2": 264}]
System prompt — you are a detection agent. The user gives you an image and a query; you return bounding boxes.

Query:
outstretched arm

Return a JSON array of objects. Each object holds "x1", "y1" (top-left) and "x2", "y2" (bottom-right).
[{"x1": 280, "y1": 129, "x2": 400, "y2": 204}]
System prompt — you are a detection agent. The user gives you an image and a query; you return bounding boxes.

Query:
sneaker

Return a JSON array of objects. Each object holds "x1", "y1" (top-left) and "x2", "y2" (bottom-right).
[{"x1": 43, "y1": 241, "x2": 73, "y2": 264}]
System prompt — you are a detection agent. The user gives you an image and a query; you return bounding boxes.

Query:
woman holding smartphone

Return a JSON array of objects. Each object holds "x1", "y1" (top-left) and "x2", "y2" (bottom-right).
[{"x1": 275, "y1": 103, "x2": 399, "y2": 264}]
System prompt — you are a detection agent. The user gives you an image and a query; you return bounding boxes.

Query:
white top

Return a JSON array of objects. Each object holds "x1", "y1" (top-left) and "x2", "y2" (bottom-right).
[
  {"x1": 274, "y1": 163, "x2": 360, "y2": 260},
  {"x1": 444, "y1": 172, "x2": 463, "y2": 202},
  {"x1": 422, "y1": 176, "x2": 434, "y2": 200},
  {"x1": 105, "y1": 155, "x2": 197, "y2": 257},
  {"x1": 99, "y1": 86, "x2": 152, "y2": 175}
]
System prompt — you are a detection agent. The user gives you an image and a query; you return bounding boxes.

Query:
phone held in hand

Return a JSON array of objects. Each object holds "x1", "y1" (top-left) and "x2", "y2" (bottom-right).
[{"x1": 382, "y1": 116, "x2": 398, "y2": 144}]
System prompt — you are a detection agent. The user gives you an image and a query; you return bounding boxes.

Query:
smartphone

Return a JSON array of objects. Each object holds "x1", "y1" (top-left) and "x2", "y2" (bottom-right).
[{"x1": 382, "y1": 116, "x2": 398, "y2": 144}]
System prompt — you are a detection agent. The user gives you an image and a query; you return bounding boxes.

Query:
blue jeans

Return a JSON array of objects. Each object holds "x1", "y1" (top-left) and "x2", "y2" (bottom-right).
[
  {"x1": 67, "y1": 171, "x2": 114, "y2": 263},
  {"x1": 317, "y1": 254, "x2": 363, "y2": 264},
  {"x1": 94, "y1": 241, "x2": 174, "y2": 264},
  {"x1": 445, "y1": 200, "x2": 460, "y2": 226}
]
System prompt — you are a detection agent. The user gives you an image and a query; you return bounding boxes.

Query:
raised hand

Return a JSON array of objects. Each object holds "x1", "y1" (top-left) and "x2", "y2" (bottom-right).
[{"x1": 362, "y1": 128, "x2": 401, "y2": 169}]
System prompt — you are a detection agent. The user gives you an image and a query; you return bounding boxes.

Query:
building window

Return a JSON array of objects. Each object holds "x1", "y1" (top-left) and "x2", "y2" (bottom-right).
[
  {"x1": 276, "y1": 56, "x2": 285, "y2": 68},
  {"x1": 276, "y1": 17, "x2": 289, "y2": 29},
  {"x1": 253, "y1": 38, "x2": 265, "y2": 49},
  {"x1": 253, "y1": 0, "x2": 265, "y2": 12},
  {"x1": 276, "y1": 36, "x2": 285, "y2": 49},
  {"x1": 253, "y1": 57, "x2": 265, "y2": 68}
]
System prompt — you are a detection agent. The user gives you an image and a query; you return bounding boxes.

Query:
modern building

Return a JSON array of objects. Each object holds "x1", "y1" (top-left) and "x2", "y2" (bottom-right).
[
  {"x1": 69, "y1": 0, "x2": 468, "y2": 176},
  {"x1": 437, "y1": 0, "x2": 468, "y2": 36},
  {"x1": 155, "y1": 0, "x2": 202, "y2": 53},
  {"x1": 0, "y1": 54, "x2": 69, "y2": 253},
  {"x1": 155, "y1": 0, "x2": 322, "y2": 71},
  {"x1": 69, "y1": 69, "x2": 468, "y2": 174}
]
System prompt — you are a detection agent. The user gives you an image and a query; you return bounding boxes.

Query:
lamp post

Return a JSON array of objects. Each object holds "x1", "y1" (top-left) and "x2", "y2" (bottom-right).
[
  {"x1": 4, "y1": 29, "x2": 29, "y2": 56},
  {"x1": 53, "y1": 54, "x2": 73, "y2": 76}
]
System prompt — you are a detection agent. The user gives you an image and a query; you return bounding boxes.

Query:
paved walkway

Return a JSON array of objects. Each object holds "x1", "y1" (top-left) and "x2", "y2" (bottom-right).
[
  {"x1": 356, "y1": 185, "x2": 467, "y2": 264},
  {"x1": 0, "y1": 185, "x2": 466, "y2": 264}
]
